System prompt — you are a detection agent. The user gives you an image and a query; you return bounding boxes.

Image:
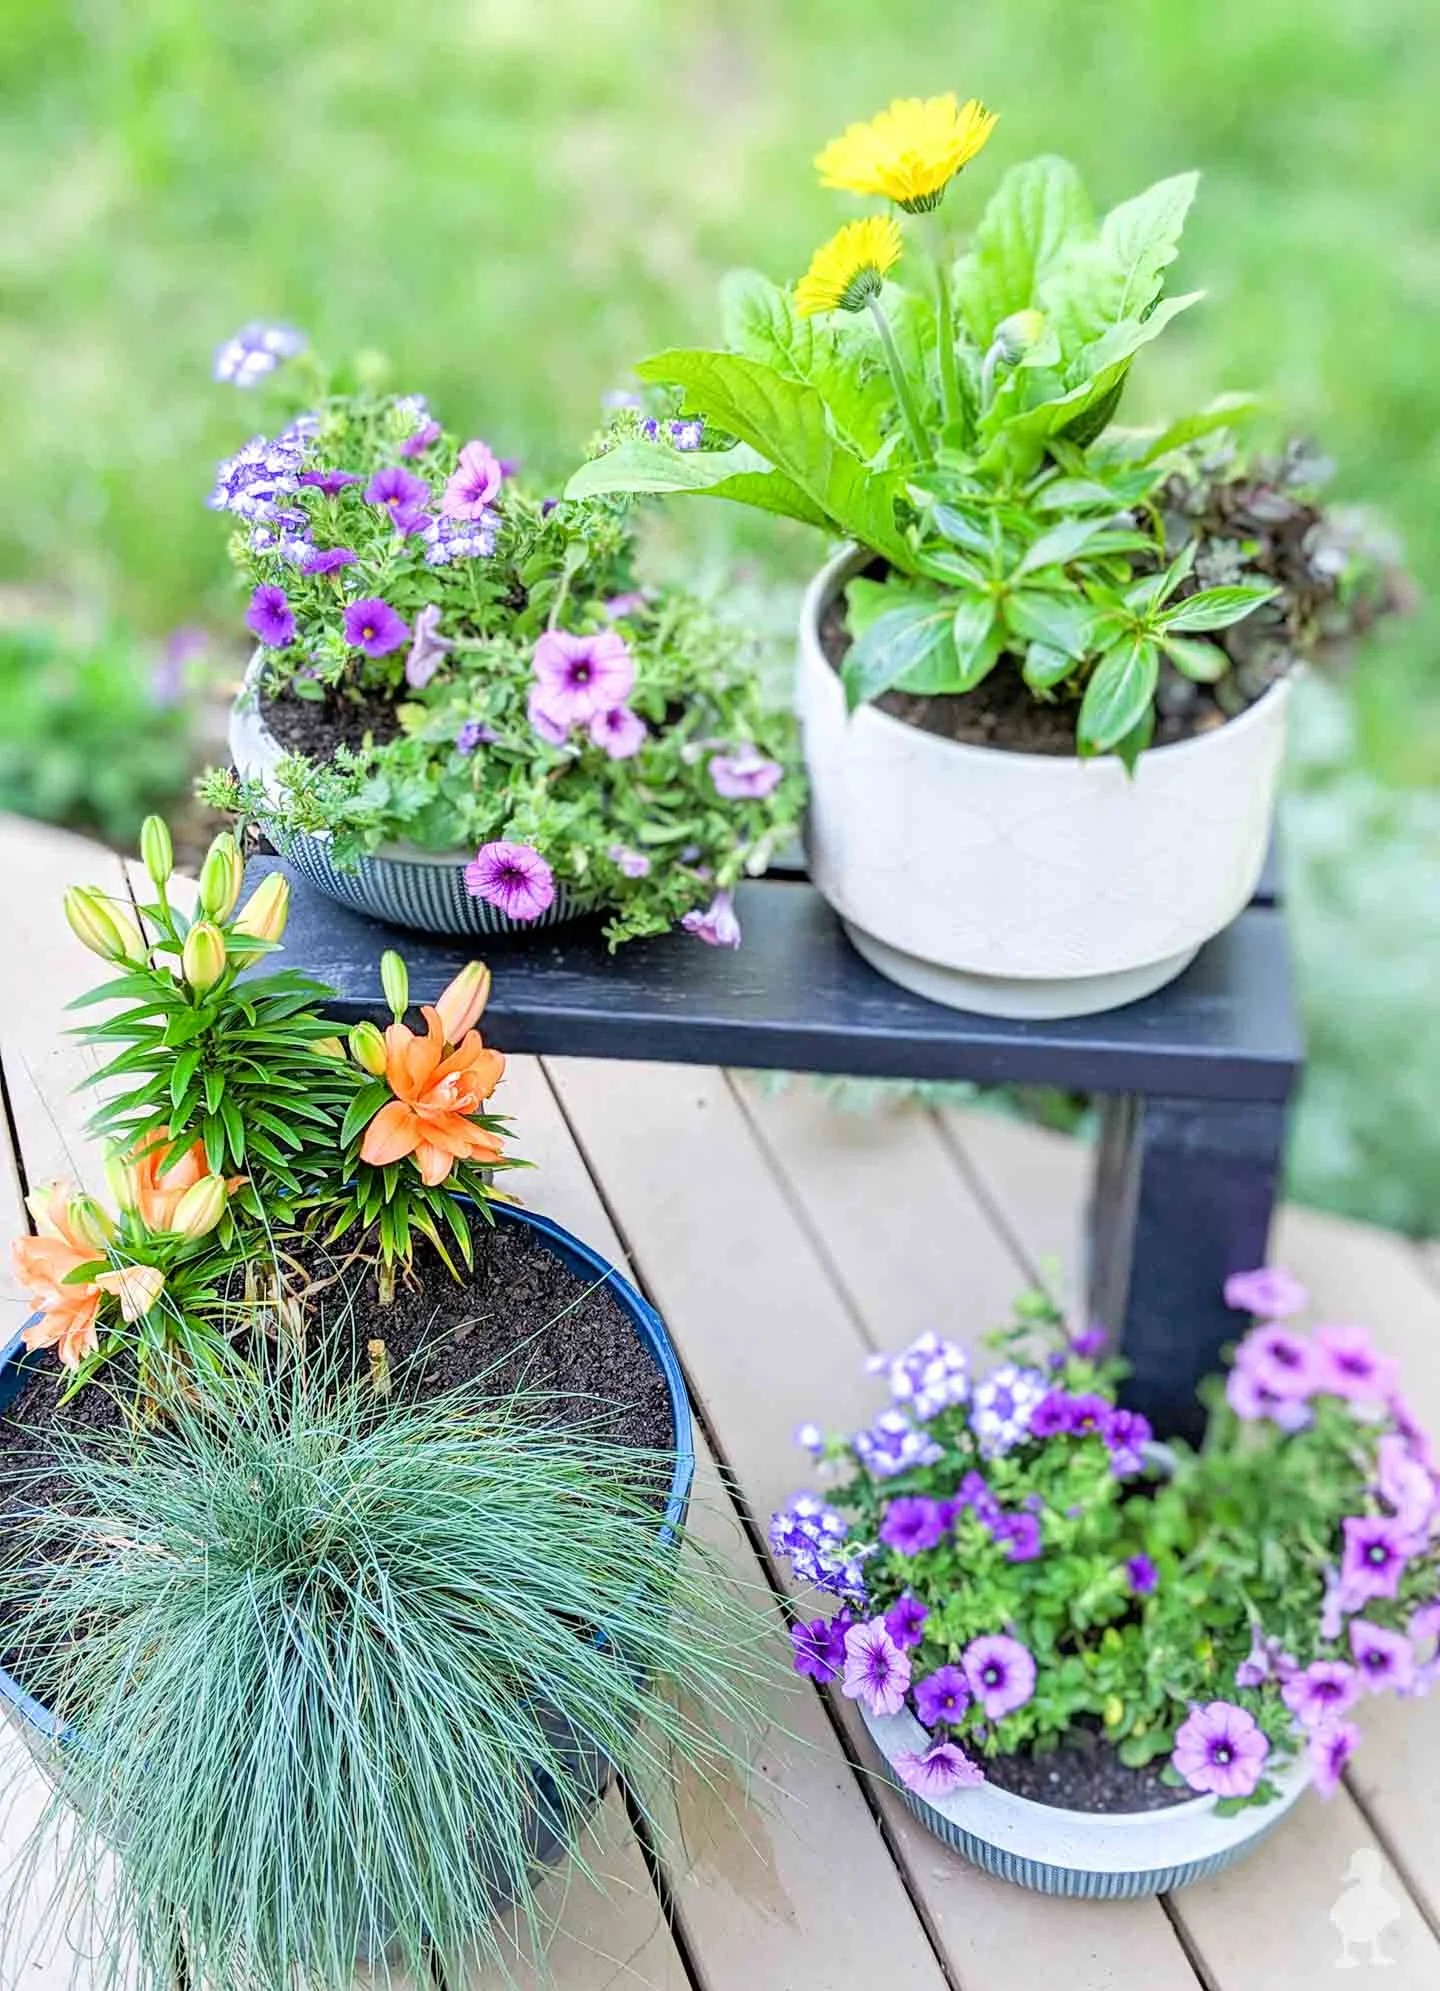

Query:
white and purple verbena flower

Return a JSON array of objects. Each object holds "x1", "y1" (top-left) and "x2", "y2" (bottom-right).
[
  {"x1": 852, "y1": 1407, "x2": 944, "y2": 1481},
  {"x1": 868, "y1": 1330, "x2": 970, "y2": 1422},
  {"x1": 969, "y1": 1362, "x2": 1049, "y2": 1458},
  {"x1": 210, "y1": 433, "x2": 307, "y2": 522},
  {"x1": 769, "y1": 1493, "x2": 871, "y2": 1602},
  {"x1": 213, "y1": 322, "x2": 306, "y2": 388},
  {"x1": 422, "y1": 512, "x2": 499, "y2": 566}
]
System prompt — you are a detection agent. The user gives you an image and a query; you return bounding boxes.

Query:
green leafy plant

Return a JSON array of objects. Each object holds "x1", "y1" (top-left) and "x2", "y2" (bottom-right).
[{"x1": 0, "y1": 1346, "x2": 772, "y2": 1990}]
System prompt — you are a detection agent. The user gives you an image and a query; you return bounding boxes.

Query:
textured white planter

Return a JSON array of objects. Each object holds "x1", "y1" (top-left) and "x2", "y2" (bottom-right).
[
  {"x1": 860, "y1": 1703, "x2": 1309, "y2": 1898},
  {"x1": 228, "y1": 660, "x2": 586, "y2": 937},
  {"x1": 798, "y1": 545, "x2": 1293, "y2": 1019}
]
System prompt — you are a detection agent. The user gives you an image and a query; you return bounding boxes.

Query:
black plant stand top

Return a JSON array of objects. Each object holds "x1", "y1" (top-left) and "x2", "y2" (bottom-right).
[{"x1": 253, "y1": 853, "x2": 1303, "y2": 1442}]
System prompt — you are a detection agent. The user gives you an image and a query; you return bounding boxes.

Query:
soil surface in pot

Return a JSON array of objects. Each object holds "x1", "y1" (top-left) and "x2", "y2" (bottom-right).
[
  {"x1": 820, "y1": 590, "x2": 1280, "y2": 757},
  {"x1": 261, "y1": 684, "x2": 404, "y2": 763},
  {"x1": 0, "y1": 1213, "x2": 674, "y2": 1507},
  {"x1": 982, "y1": 1728, "x2": 1193, "y2": 1814}
]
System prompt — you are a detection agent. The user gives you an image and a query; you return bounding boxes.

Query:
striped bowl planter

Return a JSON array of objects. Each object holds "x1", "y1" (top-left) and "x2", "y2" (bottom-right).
[
  {"x1": 859, "y1": 1704, "x2": 1309, "y2": 1898},
  {"x1": 229, "y1": 664, "x2": 591, "y2": 939}
]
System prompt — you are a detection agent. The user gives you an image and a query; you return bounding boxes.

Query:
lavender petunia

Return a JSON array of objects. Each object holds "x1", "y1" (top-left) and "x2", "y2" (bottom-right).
[
  {"x1": 1307, "y1": 1718, "x2": 1362, "y2": 1798},
  {"x1": 298, "y1": 469, "x2": 363, "y2": 496},
  {"x1": 913, "y1": 1664, "x2": 971, "y2": 1728},
  {"x1": 681, "y1": 891, "x2": 741, "y2": 949},
  {"x1": 589, "y1": 705, "x2": 649, "y2": 759},
  {"x1": 894, "y1": 1740, "x2": 985, "y2": 1799},
  {"x1": 1409, "y1": 1598, "x2": 1440, "y2": 1650},
  {"x1": 1103, "y1": 1406, "x2": 1153, "y2": 1478},
  {"x1": 603, "y1": 591, "x2": 648, "y2": 621},
  {"x1": 879, "y1": 1496, "x2": 948, "y2": 1557},
  {"x1": 464, "y1": 841, "x2": 556, "y2": 922},
  {"x1": 790, "y1": 1614, "x2": 848, "y2": 1684},
  {"x1": 527, "y1": 685, "x2": 572, "y2": 747},
  {"x1": 342, "y1": 597, "x2": 410, "y2": 659},
  {"x1": 532, "y1": 629, "x2": 635, "y2": 726},
  {"x1": 443, "y1": 439, "x2": 504, "y2": 518},
  {"x1": 365, "y1": 466, "x2": 430, "y2": 522},
  {"x1": 245, "y1": 583, "x2": 295, "y2": 648},
  {"x1": 404, "y1": 603, "x2": 454, "y2": 690},
  {"x1": 841, "y1": 1618, "x2": 911, "y2": 1717},
  {"x1": 1350, "y1": 1619, "x2": 1417, "y2": 1695},
  {"x1": 1226, "y1": 1361, "x2": 1312, "y2": 1431},
  {"x1": 961, "y1": 1634, "x2": 1036, "y2": 1720},
  {"x1": 1376, "y1": 1432, "x2": 1436, "y2": 1537},
  {"x1": 1171, "y1": 1701, "x2": 1270, "y2": 1799},
  {"x1": 1282, "y1": 1660, "x2": 1361, "y2": 1729},
  {"x1": 709, "y1": 748, "x2": 785, "y2": 801},
  {"x1": 1125, "y1": 1553, "x2": 1159, "y2": 1596},
  {"x1": 455, "y1": 720, "x2": 495, "y2": 755},
  {"x1": 1313, "y1": 1323, "x2": 1400, "y2": 1404},
  {"x1": 609, "y1": 844, "x2": 652, "y2": 879},
  {"x1": 1341, "y1": 1515, "x2": 1414, "y2": 1606},
  {"x1": 213, "y1": 321, "x2": 305, "y2": 387},
  {"x1": 301, "y1": 546, "x2": 357, "y2": 576},
  {"x1": 883, "y1": 1594, "x2": 929, "y2": 1652},
  {"x1": 1223, "y1": 1267, "x2": 1309, "y2": 1319},
  {"x1": 991, "y1": 1510, "x2": 1043, "y2": 1563}
]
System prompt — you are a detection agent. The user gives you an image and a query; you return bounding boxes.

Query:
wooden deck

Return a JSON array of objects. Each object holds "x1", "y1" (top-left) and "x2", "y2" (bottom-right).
[{"x1": 2, "y1": 814, "x2": 1439, "y2": 1988}]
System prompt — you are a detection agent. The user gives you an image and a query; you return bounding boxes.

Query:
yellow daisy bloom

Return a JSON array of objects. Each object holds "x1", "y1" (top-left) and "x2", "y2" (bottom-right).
[
  {"x1": 794, "y1": 215, "x2": 904, "y2": 318},
  {"x1": 816, "y1": 94, "x2": 998, "y2": 212}
]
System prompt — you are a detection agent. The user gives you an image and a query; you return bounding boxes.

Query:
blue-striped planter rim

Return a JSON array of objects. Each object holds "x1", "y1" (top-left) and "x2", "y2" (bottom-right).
[{"x1": 0, "y1": 1200, "x2": 694, "y2": 1749}]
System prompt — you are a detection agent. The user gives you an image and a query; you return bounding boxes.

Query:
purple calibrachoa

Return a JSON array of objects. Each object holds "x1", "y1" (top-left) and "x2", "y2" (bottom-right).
[
  {"x1": 245, "y1": 584, "x2": 295, "y2": 649},
  {"x1": 771, "y1": 1271, "x2": 1440, "y2": 1815},
  {"x1": 343, "y1": 598, "x2": 410, "y2": 659},
  {"x1": 463, "y1": 842, "x2": 556, "y2": 923}
]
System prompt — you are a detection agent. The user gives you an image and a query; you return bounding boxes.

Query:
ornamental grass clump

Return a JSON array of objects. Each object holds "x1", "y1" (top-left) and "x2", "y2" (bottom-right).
[
  {"x1": 774, "y1": 1275, "x2": 1440, "y2": 1815},
  {"x1": 573, "y1": 93, "x2": 1398, "y2": 763},
  {"x1": 200, "y1": 332, "x2": 801, "y2": 948},
  {"x1": 0, "y1": 1351, "x2": 770, "y2": 1990}
]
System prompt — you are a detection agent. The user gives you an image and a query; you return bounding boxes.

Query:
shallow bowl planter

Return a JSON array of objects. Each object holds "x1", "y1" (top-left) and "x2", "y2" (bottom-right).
[
  {"x1": 0, "y1": 1202, "x2": 694, "y2": 1909},
  {"x1": 798, "y1": 545, "x2": 1293, "y2": 1020},
  {"x1": 859, "y1": 1703, "x2": 1308, "y2": 1898},
  {"x1": 229, "y1": 661, "x2": 590, "y2": 937}
]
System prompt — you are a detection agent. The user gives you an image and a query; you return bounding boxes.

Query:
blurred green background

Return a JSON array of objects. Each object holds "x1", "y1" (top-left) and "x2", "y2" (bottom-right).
[{"x1": 2, "y1": 0, "x2": 1437, "y2": 1231}]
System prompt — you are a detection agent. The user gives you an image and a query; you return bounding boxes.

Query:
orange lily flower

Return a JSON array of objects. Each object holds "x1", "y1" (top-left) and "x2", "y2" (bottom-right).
[
  {"x1": 359, "y1": 1005, "x2": 505, "y2": 1187},
  {"x1": 12, "y1": 1181, "x2": 115, "y2": 1370},
  {"x1": 116, "y1": 1127, "x2": 234, "y2": 1232}
]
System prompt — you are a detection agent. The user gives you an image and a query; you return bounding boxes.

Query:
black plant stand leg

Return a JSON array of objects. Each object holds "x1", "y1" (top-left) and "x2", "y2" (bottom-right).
[{"x1": 1087, "y1": 1092, "x2": 1291, "y2": 1444}]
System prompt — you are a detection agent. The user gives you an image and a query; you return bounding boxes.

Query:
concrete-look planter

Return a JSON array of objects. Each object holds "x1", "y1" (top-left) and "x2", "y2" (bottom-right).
[
  {"x1": 798, "y1": 545, "x2": 1293, "y2": 1019},
  {"x1": 229, "y1": 660, "x2": 588, "y2": 937},
  {"x1": 859, "y1": 1703, "x2": 1309, "y2": 1898}
]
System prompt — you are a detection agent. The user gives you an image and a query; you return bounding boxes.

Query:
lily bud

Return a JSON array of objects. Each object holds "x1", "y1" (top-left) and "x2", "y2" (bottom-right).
[
  {"x1": 232, "y1": 872, "x2": 290, "y2": 944},
  {"x1": 380, "y1": 950, "x2": 409, "y2": 1021},
  {"x1": 312, "y1": 1035, "x2": 347, "y2": 1061},
  {"x1": 181, "y1": 920, "x2": 227, "y2": 994},
  {"x1": 434, "y1": 961, "x2": 491, "y2": 1044},
  {"x1": 64, "y1": 887, "x2": 147, "y2": 967},
  {"x1": 140, "y1": 816, "x2": 174, "y2": 891},
  {"x1": 67, "y1": 1193, "x2": 116, "y2": 1253},
  {"x1": 992, "y1": 308, "x2": 1047, "y2": 366},
  {"x1": 349, "y1": 1021, "x2": 388, "y2": 1077},
  {"x1": 197, "y1": 833, "x2": 244, "y2": 922},
  {"x1": 171, "y1": 1175, "x2": 227, "y2": 1240},
  {"x1": 104, "y1": 1150, "x2": 139, "y2": 1216},
  {"x1": 94, "y1": 1263, "x2": 166, "y2": 1323}
]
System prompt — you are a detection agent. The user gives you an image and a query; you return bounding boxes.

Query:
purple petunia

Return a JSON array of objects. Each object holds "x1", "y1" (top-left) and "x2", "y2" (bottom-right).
[
  {"x1": 365, "y1": 466, "x2": 430, "y2": 521},
  {"x1": 709, "y1": 748, "x2": 785, "y2": 801},
  {"x1": 455, "y1": 720, "x2": 495, "y2": 755},
  {"x1": 532, "y1": 629, "x2": 635, "y2": 726},
  {"x1": 1225, "y1": 1362, "x2": 1313, "y2": 1432},
  {"x1": 603, "y1": 591, "x2": 648, "y2": 621},
  {"x1": 527, "y1": 686, "x2": 572, "y2": 746},
  {"x1": 961, "y1": 1634, "x2": 1036, "y2": 1720},
  {"x1": 1125, "y1": 1553, "x2": 1159, "y2": 1596},
  {"x1": 1410, "y1": 1598, "x2": 1440, "y2": 1650},
  {"x1": 589, "y1": 705, "x2": 649, "y2": 759},
  {"x1": 1235, "y1": 1323, "x2": 1322, "y2": 1401},
  {"x1": 883, "y1": 1595, "x2": 929, "y2": 1652},
  {"x1": 1171, "y1": 1700, "x2": 1270, "y2": 1799},
  {"x1": 1314, "y1": 1323, "x2": 1400, "y2": 1404},
  {"x1": 405, "y1": 604, "x2": 454, "y2": 690},
  {"x1": 681, "y1": 891, "x2": 742, "y2": 949},
  {"x1": 1028, "y1": 1391, "x2": 1074, "y2": 1440},
  {"x1": 1282, "y1": 1659, "x2": 1361, "y2": 1729},
  {"x1": 991, "y1": 1510, "x2": 1043, "y2": 1563},
  {"x1": 841, "y1": 1618, "x2": 911, "y2": 1717},
  {"x1": 245, "y1": 583, "x2": 295, "y2": 648},
  {"x1": 969, "y1": 1363, "x2": 1048, "y2": 1457},
  {"x1": 949, "y1": 1469, "x2": 1000, "y2": 1526},
  {"x1": 1307, "y1": 1718, "x2": 1362, "y2": 1798},
  {"x1": 1069, "y1": 1325, "x2": 1108, "y2": 1360},
  {"x1": 423, "y1": 512, "x2": 498, "y2": 565},
  {"x1": 1341, "y1": 1515, "x2": 1415, "y2": 1606},
  {"x1": 464, "y1": 841, "x2": 556, "y2": 922},
  {"x1": 789, "y1": 1614, "x2": 848, "y2": 1684},
  {"x1": 301, "y1": 546, "x2": 357, "y2": 576},
  {"x1": 893, "y1": 1740, "x2": 985, "y2": 1799},
  {"x1": 1234, "y1": 1622, "x2": 1296, "y2": 1689},
  {"x1": 298, "y1": 469, "x2": 363, "y2": 497},
  {"x1": 1223, "y1": 1267, "x2": 1309, "y2": 1319},
  {"x1": 879, "y1": 1496, "x2": 948, "y2": 1557},
  {"x1": 913, "y1": 1664, "x2": 971, "y2": 1728},
  {"x1": 1376, "y1": 1433, "x2": 1436, "y2": 1538},
  {"x1": 1103, "y1": 1406, "x2": 1153, "y2": 1478},
  {"x1": 1350, "y1": 1619, "x2": 1417, "y2": 1695},
  {"x1": 342, "y1": 597, "x2": 410, "y2": 659},
  {"x1": 609, "y1": 844, "x2": 652, "y2": 880},
  {"x1": 213, "y1": 321, "x2": 305, "y2": 387},
  {"x1": 868, "y1": 1331, "x2": 969, "y2": 1421},
  {"x1": 443, "y1": 440, "x2": 504, "y2": 517}
]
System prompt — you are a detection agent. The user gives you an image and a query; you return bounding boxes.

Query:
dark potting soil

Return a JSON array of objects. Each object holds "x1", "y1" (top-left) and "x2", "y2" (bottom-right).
[
  {"x1": 0, "y1": 1214, "x2": 674, "y2": 1513},
  {"x1": 983, "y1": 1729, "x2": 1193, "y2": 1815},
  {"x1": 260, "y1": 684, "x2": 404, "y2": 763},
  {"x1": 819, "y1": 591, "x2": 1277, "y2": 756}
]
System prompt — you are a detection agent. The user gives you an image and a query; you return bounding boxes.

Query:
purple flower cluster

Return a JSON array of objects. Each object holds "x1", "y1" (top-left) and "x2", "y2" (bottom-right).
[
  {"x1": 213, "y1": 322, "x2": 305, "y2": 388},
  {"x1": 867, "y1": 1330, "x2": 970, "y2": 1421},
  {"x1": 210, "y1": 432, "x2": 306, "y2": 523},
  {"x1": 969, "y1": 1362, "x2": 1049, "y2": 1457},
  {"x1": 529, "y1": 630, "x2": 646, "y2": 762},
  {"x1": 851, "y1": 1406, "x2": 944, "y2": 1480},
  {"x1": 1029, "y1": 1388, "x2": 1152, "y2": 1477},
  {"x1": 423, "y1": 513, "x2": 499, "y2": 566},
  {"x1": 769, "y1": 1493, "x2": 870, "y2": 1603},
  {"x1": 641, "y1": 417, "x2": 706, "y2": 451},
  {"x1": 1224, "y1": 1268, "x2": 1402, "y2": 1426}
]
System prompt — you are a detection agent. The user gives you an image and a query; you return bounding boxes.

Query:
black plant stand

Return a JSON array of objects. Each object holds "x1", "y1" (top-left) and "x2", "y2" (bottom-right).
[{"x1": 252, "y1": 853, "x2": 1302, "y2": 1444}]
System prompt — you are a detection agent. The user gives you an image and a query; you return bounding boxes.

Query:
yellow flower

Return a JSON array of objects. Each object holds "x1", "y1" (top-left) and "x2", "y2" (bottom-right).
[
  {"x1": 794, "y1": 215, "x2": 903, "y2": 319},
  {"x1": 816, "y1": 94, "x2": 998, "y2": 212}
]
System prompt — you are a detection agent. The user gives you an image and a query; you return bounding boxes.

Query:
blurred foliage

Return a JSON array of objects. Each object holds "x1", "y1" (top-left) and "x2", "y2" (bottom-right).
[
  {"x1": 0, "y1": 623, "x2": 193, "y2": 844},
  {"x1": 0, "y1": 0, "x2": 1435, "y2": 1228}
]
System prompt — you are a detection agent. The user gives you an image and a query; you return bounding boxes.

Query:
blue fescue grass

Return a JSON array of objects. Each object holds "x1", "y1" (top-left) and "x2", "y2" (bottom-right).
[{"x1": 0, "y1": 1332, "x2": 776, "y2": 1988}]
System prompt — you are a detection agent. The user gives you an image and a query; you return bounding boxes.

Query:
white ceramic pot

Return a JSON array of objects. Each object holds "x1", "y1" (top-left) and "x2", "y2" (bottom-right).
[
  {"x1": 859, "y1": 1703, "x2": 1309, "y2": 1898},
  {"x1": 797, "y1": 545, "x2": 1293, "y2": 1019}
]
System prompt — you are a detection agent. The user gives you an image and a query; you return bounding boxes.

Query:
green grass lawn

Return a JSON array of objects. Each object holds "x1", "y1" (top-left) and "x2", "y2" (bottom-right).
[{"x1": 3, "y1": 0, "x2": 1437, "y2": 1230}]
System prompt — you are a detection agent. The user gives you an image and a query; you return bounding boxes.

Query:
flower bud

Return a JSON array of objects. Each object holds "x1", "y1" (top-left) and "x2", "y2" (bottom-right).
[
  {"x1": 312, "y1": 1035, "x2": 347, "y2": 1061},
  {"x1": 64, "y1": 887, "x2": 147, "y2": 966},
  {"x1": 197, "y1": 833, "x2": 244, "y2": 922},
  {"x1": 94, "y1": 1263, "x2": 166, "y2": 1322},
  {"x1": 104, "y1": 1150, "x2": 139, "y2": 1216},
  {"x1": 434, "y1": 961, "x2": 491, "y2": 1045},
  {"x1": 349, "y1": 1021, "x2": 388, "y2": 1077},
  {"x1": 380, "y1": 950, "x2": 409, "y2": 1020},
  {"x1": 232, "y1": 872, "x2": 290, "y2": 944},
  {"x1": 171, "y1": 1175, "x2": 227, "y2": 1240},
  {"x1": 140, "y1": 816, "x2": 173, "y2": 891},
  {"x1": 992, "y1": 308, "x2": 1047, "y2": 366},
  {"x1": 67, "y1": 1193, "x2": 116, "y2": 1253},
  {"x1": 181, "y1": 920, "x2": 227, "y2": 993}
]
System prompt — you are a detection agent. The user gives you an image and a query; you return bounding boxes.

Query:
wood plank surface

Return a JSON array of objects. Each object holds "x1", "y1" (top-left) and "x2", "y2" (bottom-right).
[{"x1": 544, "y1": 1058, "x2": 1202, "y2": 1991}]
